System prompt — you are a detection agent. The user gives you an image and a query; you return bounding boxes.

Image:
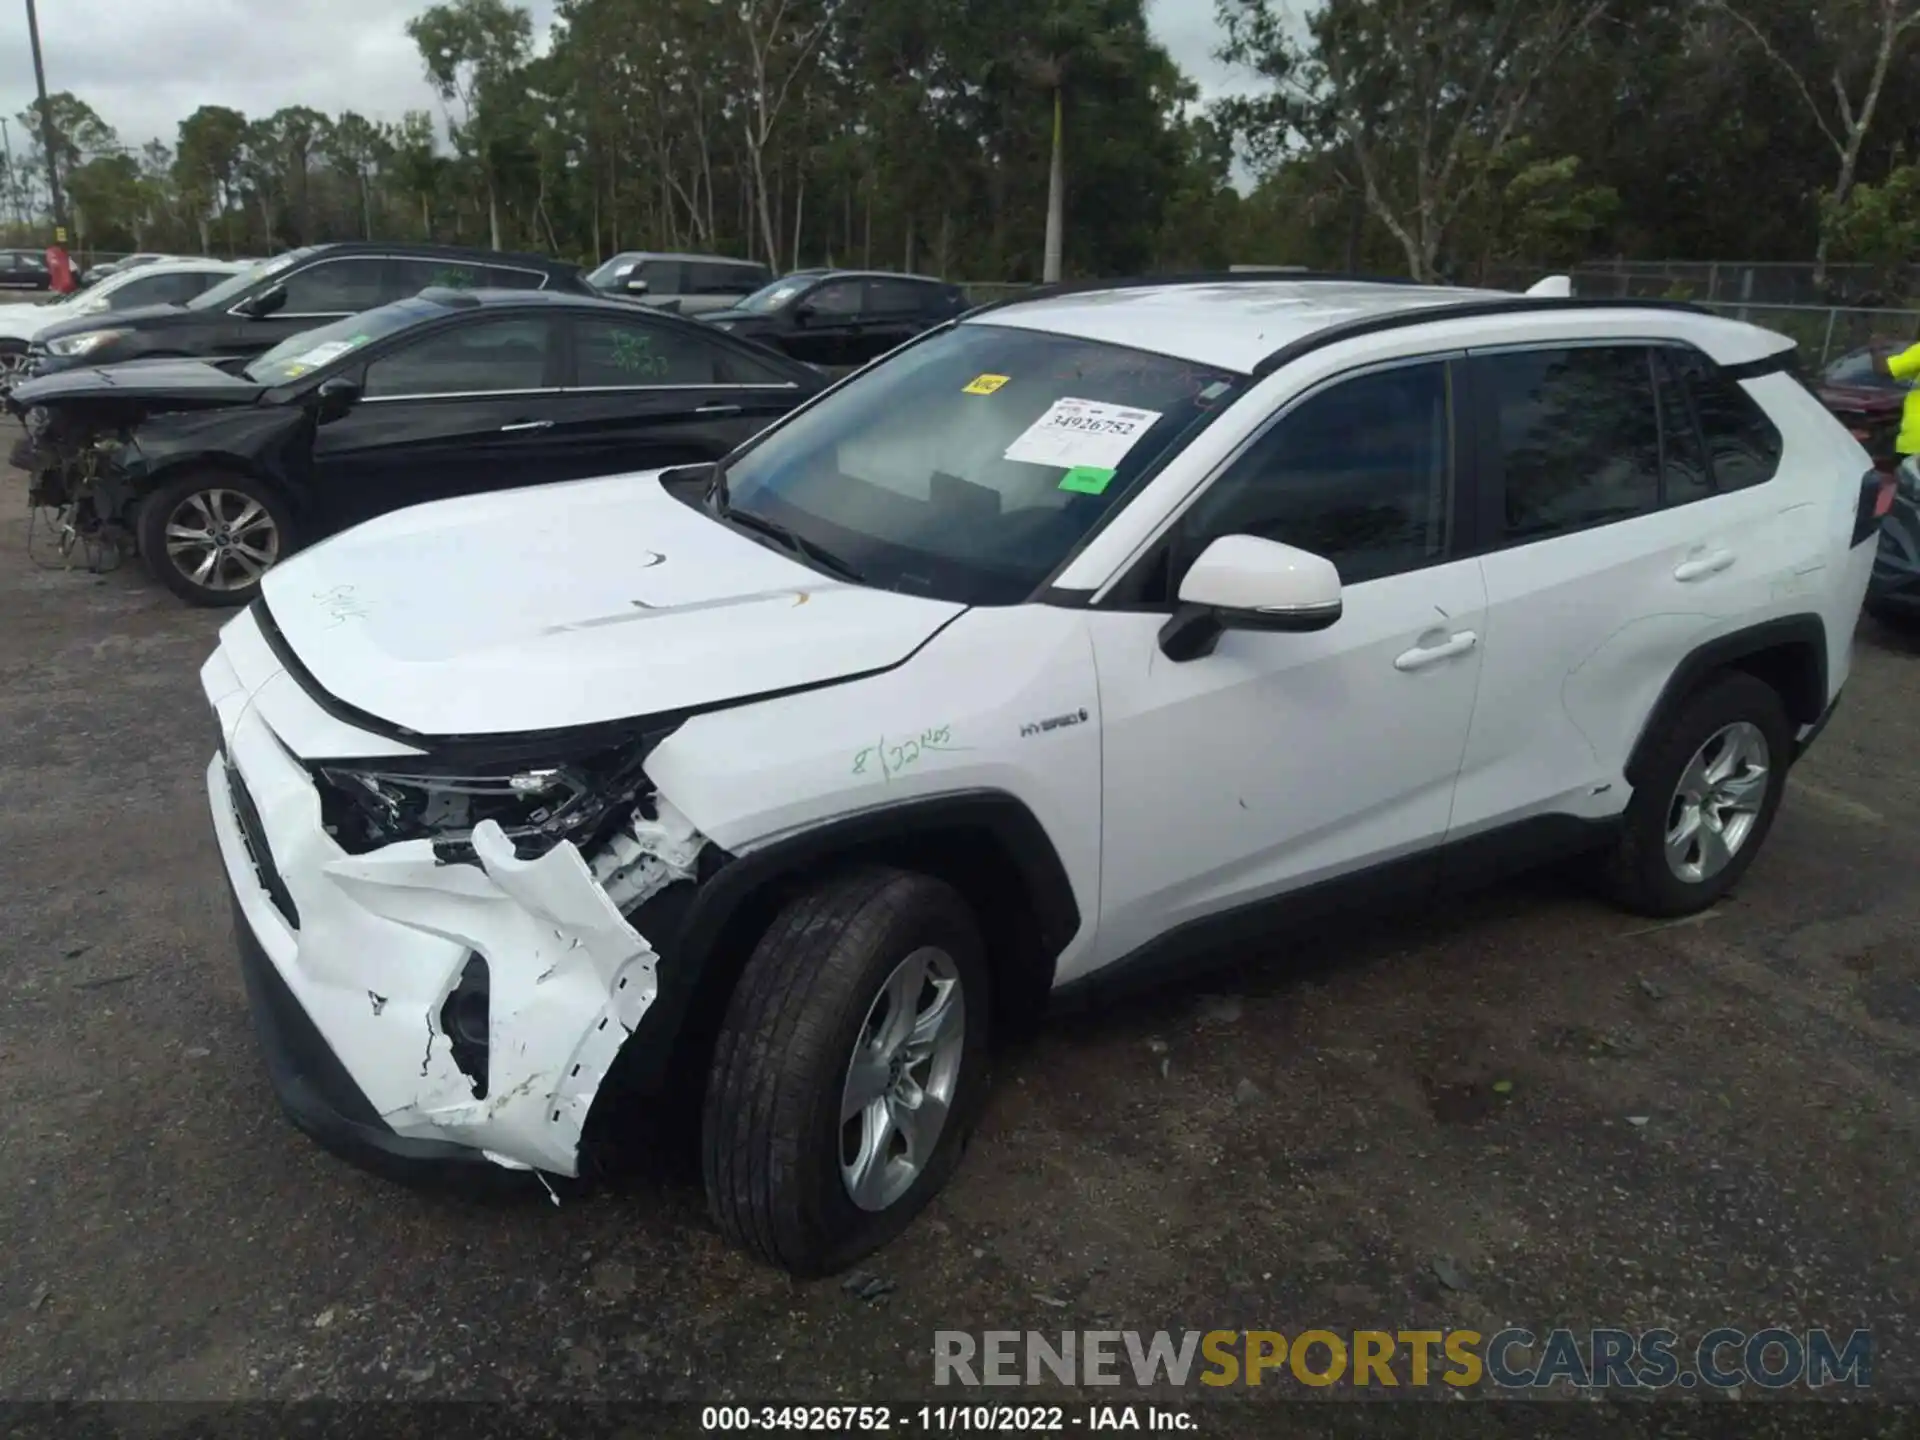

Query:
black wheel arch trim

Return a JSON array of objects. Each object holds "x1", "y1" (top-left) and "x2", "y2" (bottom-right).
[
  {"x1": 1623, "y1": 614, "x2": 1829, "y2": 788},
  {"x1": 601, "y1": 788, "x2": 1082, "y2": 1100}
]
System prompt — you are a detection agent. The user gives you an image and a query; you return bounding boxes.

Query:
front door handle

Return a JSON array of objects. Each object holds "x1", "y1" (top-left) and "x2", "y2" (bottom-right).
[
  {"x1": 499, "y1": 419, "x2": 553, "y2": 433},
  {"x1": 693, "y1": 403, "x2": 743, "y2": 417},
  {"x1": 1674, "y1": 549, "x2": 1736, "y2": 582},
  {"x1": 1394, "y1": 631, "x2": 1479, "y2": 672}
]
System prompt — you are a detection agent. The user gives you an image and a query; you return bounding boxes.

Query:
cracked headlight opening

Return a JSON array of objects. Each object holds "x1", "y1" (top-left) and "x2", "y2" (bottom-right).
[{"x1": 314, "y1": 734, "x2": 666, "y2": 861}]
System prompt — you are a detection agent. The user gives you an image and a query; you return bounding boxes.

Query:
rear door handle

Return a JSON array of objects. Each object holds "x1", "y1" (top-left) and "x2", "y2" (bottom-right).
[
  {"x1": 693, "y1": 403, "x2": 743, "y2": 417},
  {"x1": 1674, "y1": 549, "x2": 1736, "y2": 582},
  {"x1": 500, "y1": 419, "x2": 553, "y2": 433},
  {"x1": 1394, "y1": 631, "x2": 1479, "y2": 672}
]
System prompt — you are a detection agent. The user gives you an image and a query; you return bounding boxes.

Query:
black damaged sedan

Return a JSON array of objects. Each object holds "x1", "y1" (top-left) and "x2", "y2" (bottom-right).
[{"x1": 9, "y1": 287, "x2": 823, "y2": 605}]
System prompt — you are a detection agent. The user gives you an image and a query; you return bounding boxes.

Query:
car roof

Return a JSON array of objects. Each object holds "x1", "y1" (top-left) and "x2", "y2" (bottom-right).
[
  {"x1": 605, "y1": 252, "x2": 767, "y2": 266},
  {"x1": 304, "y1": 240, "x2": 581, "y2": 274},
  {"x1": 795, "y1": 269, "x2": 953, "y2": 285},
  {"x1": 967, "y1": 277, "x2": 1796, "y2": 374},
  {"x1": 121, "y1": 257, "x2": 245, "y2": 275}
]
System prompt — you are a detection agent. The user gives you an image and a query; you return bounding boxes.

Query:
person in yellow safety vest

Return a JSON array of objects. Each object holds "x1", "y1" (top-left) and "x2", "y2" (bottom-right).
[{"x1": 1876, "y1": 342, "x2": 1920, "y2": 487}]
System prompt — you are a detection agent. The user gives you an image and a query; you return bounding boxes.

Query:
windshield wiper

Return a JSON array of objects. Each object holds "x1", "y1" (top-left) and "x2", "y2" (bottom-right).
[{"x1": 718, "y1": 500, "x2": 865, "y2": 584}]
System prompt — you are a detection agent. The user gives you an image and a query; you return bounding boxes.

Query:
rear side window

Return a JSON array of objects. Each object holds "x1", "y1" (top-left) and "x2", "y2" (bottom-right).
[
  {"x1": 868, "y1": 279, "x2": 935, "y2": 317},
  {"x1": 481, "y1": 265, "x2": 548, "y2": 291},
  {"x1": 1669, "y1": 349, "x2": 1783, "y2": 492},
  {"x1": 1482, "y1": 345, "x2": 1661, "y2": 543},
  {"x1": 574, "y1": 317, "x2": 732, "y2": 386},
  {"x1": 689, "y1": 262, "x2": 766, "y2": 295}
]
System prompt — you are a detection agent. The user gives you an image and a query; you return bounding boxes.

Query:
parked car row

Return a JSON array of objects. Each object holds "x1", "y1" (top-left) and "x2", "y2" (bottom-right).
[{"x1": 6, "y1": 240, "x2": 975, "y2": 605}]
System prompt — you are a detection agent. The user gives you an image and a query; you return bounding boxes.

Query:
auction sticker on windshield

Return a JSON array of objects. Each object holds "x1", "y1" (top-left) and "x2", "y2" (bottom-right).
[
  {"x1": 963, "y1": 373, "x2": 1011, "y2": 395},
  {"x1": 292, "y1": 337, "x2": 368, "y2": 368},
  {"x1": 1004, "y1": 396, "x2": 1163, "y2": 471}
]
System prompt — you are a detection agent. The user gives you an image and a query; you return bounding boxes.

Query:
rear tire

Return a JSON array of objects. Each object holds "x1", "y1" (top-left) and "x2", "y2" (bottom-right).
[
  {"x1": 702, "y1": 867, "x2": 991, "y2": 1275},
  {"x1": 1599, "y1": 672, "x2": 1792, "y2": 918},
  {"x1": 136, "y1": 469, "x2": 294, "y2": 607}
]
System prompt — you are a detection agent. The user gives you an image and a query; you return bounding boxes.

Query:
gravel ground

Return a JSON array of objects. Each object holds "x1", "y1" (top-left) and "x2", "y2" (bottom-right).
[{"x1": 1, "y1": 442, "x2": 1915, "y2": 1432}]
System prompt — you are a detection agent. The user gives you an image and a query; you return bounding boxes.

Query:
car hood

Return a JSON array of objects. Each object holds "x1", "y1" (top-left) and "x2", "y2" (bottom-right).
[
  {"x1": 11, "y1": 356, "x2": 264, "y2": 410},
  {"x1": 256, "y1": 471, "x2": 965, "y2": 738},
  {"x1": 35, "y1": 301, "x2": 189, "y2": 343},
  {"x1": 699, "y1": 307, "x2": 774, "y2": 326}
]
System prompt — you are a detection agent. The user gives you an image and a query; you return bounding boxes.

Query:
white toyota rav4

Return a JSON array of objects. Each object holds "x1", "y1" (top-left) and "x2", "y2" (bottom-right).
[{"x1": 202, "y1": 277, "x2": 1885, "y2": 1274}]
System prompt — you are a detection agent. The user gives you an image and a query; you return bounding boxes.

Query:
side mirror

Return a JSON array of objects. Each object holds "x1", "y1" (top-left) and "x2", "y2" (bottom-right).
[
  {"x1": 791, "y1": 302, "x2": 817, "y2": 325},
  {"x1": 1157, "y1": 534, "x2": 1343, "y2": 662},
  {"x1": 240, "y1": 284, "x2": 287, "y2": 319},
  {"x1": 625, "y1": 277, "x2": 650, "y2": 296},
  {"x1": 313, "y1": 375, "x2": 361, "y2": 424}
]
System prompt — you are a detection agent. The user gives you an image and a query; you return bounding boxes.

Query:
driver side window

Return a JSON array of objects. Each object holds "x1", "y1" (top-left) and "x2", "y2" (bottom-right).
[
  {"x1": 362, "y1": 317, "x2": 557, "y2": 399},
  {"x1": 803, "y1": 280, "x2": 863, "y2": 317},
  {"x1": 1179, "y1": 360, "x2": 1457, "y2": 586}
]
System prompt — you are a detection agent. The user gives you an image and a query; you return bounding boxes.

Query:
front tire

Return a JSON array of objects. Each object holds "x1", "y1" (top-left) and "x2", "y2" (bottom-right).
[
  {"x1": 702, "y1": 868, "x2": 991, "y2": 1275},
  {"x1": 136, "y1": 470, "x2": 293, "y2": 607},
  {"x1": 1600, "y1": 671, "x2": 1791, "y2": 918}
]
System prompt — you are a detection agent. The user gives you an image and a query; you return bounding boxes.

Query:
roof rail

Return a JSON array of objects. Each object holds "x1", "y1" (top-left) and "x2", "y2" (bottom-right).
[
  {"x1": 963, "y1": 268, "x2": 1428, "y2": 317},
  {"x1": 1248, "y1": 294, "x2": 1719, "y2": 377}
]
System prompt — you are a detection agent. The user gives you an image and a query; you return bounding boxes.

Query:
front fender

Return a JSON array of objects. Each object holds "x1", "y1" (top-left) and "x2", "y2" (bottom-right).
[{"x1": 133, "y1": 405, "x2": 318, "y2": 508}]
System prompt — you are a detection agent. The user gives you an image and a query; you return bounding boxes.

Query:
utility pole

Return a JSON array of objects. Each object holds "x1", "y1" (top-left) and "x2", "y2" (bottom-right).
[{"x1": 25, "y1": 0, "x2": 67, "y2": 242}]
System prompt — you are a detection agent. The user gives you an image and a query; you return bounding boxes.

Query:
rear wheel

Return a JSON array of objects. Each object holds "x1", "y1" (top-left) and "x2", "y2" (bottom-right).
[
  {"x1": 702, "y1": 867, "x2": 991, "y2": 1275},
  {"x1": 136, "y1": 469, "x2": 294, "y2": 607},
  {"x1": 1598, "y1": 672, "x2": 1791, "y2": 917}
]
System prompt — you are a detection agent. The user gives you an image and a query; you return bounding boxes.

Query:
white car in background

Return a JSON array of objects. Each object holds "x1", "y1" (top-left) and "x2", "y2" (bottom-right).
[{"x1": 0, "y1": 258, "x2": 246, "y2": 384}]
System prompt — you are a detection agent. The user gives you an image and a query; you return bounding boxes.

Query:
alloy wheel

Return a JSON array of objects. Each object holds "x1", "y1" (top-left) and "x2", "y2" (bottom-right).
[
  {"x1": 1664, "y1": 721, "x2": 1770, "y2": 884},
  {"x1": 839, "y1": 946, "x2": 966, "y2": 1212},
  {"x1": 164, "y1": 487, "x2": 281, "y2": 592}
]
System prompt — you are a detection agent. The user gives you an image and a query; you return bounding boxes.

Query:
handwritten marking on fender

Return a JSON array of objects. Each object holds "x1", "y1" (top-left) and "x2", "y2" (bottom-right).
[{"x1": 852, "y1": 725, "x2": 968, "y2": 781}]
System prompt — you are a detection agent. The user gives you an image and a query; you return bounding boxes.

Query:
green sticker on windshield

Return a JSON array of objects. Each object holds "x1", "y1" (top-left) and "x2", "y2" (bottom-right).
[{"x1": 1058, "y1": 465, "x2": 1116, "y2": 495}]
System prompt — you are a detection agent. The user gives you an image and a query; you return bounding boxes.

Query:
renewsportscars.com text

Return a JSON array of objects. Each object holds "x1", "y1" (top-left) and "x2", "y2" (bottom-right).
[{"x1": 932, "y1": 1328, "x2": 1871, "y2": 1391}]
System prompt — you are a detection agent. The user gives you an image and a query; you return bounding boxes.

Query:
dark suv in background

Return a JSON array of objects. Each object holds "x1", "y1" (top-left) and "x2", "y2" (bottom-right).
[
  {"x1": 700, "y1": 268, "x2": 969, "y2": 368},
  {"x1": 24, "y1": 241, "x2": 594, "y2": 379}
]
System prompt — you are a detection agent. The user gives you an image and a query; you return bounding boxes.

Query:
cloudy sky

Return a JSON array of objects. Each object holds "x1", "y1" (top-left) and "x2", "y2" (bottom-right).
[{"x1": 0, "y1": 0, "x2": 1245, "y2": 156}]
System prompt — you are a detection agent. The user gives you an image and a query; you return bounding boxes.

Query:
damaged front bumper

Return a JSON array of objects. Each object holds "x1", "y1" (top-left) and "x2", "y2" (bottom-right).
[{"x1": 204, "y1": 637, "x2": 704, "y2": 1181}]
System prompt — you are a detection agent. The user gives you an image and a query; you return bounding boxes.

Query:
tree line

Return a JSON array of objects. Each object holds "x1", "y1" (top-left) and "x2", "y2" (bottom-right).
[{"x1": 3, "y1": 0, "x2": 1916, "y2": 295}]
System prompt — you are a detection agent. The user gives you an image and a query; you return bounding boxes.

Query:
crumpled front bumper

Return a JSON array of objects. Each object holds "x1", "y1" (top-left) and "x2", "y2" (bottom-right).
[{"x1": 204, "y1": 637, "x2": 693, "y2": 1180}]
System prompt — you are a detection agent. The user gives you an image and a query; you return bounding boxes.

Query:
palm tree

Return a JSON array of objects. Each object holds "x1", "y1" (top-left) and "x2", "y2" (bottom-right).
[{"x1": 1022, "y1": 1, "x2": 1134, "y2": 283}]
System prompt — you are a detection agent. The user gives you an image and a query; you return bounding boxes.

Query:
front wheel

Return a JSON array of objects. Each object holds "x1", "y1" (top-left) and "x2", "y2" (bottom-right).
[
  {"x1": 702, "y1": 868, "x2": 991, "y2": 1275},
  {"x1": 136, "y1": 470, "x2": 294, "y2": 607},
  {"x1": 1598, "y1": 671, "x2": 1791, "y2": 918}
]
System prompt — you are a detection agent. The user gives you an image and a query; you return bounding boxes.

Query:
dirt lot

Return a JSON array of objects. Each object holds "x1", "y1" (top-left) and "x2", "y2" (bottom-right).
[{"x1": 1, "y1": 437, "x2": 1916, "y2": 1426}]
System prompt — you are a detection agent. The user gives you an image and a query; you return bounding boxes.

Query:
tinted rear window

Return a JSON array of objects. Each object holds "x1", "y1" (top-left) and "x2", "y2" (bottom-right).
[{"x1": 1672, "y1": 352, "x2": 1784, "y2": 492}]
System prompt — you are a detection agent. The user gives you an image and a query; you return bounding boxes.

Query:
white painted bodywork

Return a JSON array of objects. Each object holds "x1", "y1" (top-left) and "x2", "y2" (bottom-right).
[
  {"x1": 202, "y1": 279, "x2": 1877, "y2": 1175},
  {"x1": 0, "y1": 259, "x2": 244, "y2": 343}
]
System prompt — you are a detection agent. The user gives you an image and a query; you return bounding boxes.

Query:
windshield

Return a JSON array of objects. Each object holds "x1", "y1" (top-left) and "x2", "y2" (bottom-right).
[
  {"x1": 733, "y1": 276, "x2": 816, "y2": 314},
  {"x1": 243, "y1": 295, "x2": 446, "y2": 384},
  {"x1": 189, "y1": 247, "x2": 315, "y2": 311},
  {"x1": 586, "y1": 255, "x2": 638, "y2": 288},
  {"x1": 719, "y1": 324, "x2": 1240, "y2": 604}
]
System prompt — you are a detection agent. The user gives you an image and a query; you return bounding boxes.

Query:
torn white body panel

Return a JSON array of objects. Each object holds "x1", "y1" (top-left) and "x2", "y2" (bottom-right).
[{"x1": 204, "y1": 664, "x2": 703, "y2": 1175}]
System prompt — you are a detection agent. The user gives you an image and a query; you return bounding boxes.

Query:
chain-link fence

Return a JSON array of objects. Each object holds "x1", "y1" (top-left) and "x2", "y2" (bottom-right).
[
  {"x1": 1690, "y1": 302, "x2": 1920, "y2": 368},
  {"x1": 1571, "y1": 260, "x2": 1918, "y2": 308}
]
